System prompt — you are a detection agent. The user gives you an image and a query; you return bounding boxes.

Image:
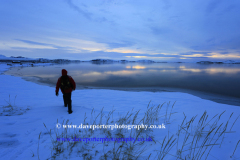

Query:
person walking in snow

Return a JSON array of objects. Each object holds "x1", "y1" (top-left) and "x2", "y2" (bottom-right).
[{"x1": 56, "y1": 69, "x2": 76, "y2": 114}]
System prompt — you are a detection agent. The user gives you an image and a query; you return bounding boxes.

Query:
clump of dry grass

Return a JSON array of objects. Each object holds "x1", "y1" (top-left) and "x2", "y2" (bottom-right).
[
  {"x1": 0, "y1": 95, "x2": 30, "y2": 116},
  {"x1": 161, "y1": 110, "x2": 240, "y2": 160}
]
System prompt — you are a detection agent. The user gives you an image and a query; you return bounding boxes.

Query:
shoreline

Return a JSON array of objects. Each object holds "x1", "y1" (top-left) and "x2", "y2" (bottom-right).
[
  {"x1": 13, "y1": 75, "x2": 240, "y2": 107},
  {"x1": 78, "y1": 86, "x2": 240, "y2": 107}
]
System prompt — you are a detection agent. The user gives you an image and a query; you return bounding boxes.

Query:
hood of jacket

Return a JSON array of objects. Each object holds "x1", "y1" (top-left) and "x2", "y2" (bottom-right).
[{"x1": 62, "y1": 69, "x2": 67, "y2": 76}]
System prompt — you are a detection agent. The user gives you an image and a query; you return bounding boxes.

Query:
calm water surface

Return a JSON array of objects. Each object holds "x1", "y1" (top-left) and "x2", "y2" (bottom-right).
[{"x1": 5, "y1": 62, "x2": 240, "y2": 99}]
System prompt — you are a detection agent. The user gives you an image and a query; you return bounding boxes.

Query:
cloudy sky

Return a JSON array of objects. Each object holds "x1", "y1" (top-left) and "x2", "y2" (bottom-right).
[{"x1": 0, "y1": 0, "x2": 240, "y2": 62}]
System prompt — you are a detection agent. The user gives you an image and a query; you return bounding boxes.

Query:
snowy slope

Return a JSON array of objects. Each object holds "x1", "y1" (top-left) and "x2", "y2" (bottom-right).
[{"x1": 0, "y1": 63, "x2": 240, "y2": 160}]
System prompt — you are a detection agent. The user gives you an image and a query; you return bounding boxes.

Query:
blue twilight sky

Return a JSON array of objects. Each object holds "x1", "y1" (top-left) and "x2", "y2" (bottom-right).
[{"x1": 0, "y1": 0, "x2": 240, "y2": 62}]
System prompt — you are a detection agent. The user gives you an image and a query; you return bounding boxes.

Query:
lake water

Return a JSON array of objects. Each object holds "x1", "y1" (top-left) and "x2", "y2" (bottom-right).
[{"x1": 4, "y1": 62, "x2": 240, "y2": 105}]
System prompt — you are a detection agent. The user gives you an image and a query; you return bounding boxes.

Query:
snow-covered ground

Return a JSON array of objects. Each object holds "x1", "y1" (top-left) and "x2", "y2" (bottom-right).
[{"x1": 0, "y1": 63, "x2": 240, "y2": 160}]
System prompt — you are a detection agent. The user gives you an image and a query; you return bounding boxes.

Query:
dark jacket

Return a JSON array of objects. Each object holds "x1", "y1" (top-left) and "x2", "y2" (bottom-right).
[{"x1": 56, "y1": 69, "x2": 76, "y2": 94}]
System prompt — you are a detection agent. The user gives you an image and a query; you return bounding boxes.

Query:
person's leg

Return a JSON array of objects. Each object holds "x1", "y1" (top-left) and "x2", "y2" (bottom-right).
[
  {"x1": 68, "y1": 100, "x2": 72, "y2": 113},
  {"x1": 63, "y1": 94, "x2": 67, "y2": 107},
  {"x1": 67, "y1": 92, "x2": 72, "y2": 113}
]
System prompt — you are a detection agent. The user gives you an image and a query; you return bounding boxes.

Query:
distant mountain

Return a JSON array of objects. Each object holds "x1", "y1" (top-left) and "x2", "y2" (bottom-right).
[
  {"x1": 0, "y1": 55, "x2": 34, "y2": 61},
  {"x1": 223, "y1": 60, "x2": 240, "y2": 64},
  {"x1": 91, "y1": 59, "x2": 156, "y2": 63},
  {"x1": 91, "y1": 59, "x2": 117, "y2": 62},
  {"x1": 136, "y1": 60, "x2": 155, "y2": 63},
  {"x1": 197, "y1": 60, "x2": 240, "y2": 64},
  {"x1": 0, "y1": 55, "x2": 80, "y2": 64}
]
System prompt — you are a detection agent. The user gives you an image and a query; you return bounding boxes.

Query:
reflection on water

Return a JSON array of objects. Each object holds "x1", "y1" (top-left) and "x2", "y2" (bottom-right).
[
  {"x1": 127, "y1": 65, "x2": 146, "y2": 69},
  {"x1": 5, "y1": 62, "x2": 240, "y2": 98},
  {"x1": 179, "y1": 65, "x2": 240, "y2": 74}
]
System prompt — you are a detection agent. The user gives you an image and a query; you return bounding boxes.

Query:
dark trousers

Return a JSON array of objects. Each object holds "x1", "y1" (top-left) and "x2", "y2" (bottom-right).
[{"x1": 63, "y1": 92, "x2": 72, "y2": 112}]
